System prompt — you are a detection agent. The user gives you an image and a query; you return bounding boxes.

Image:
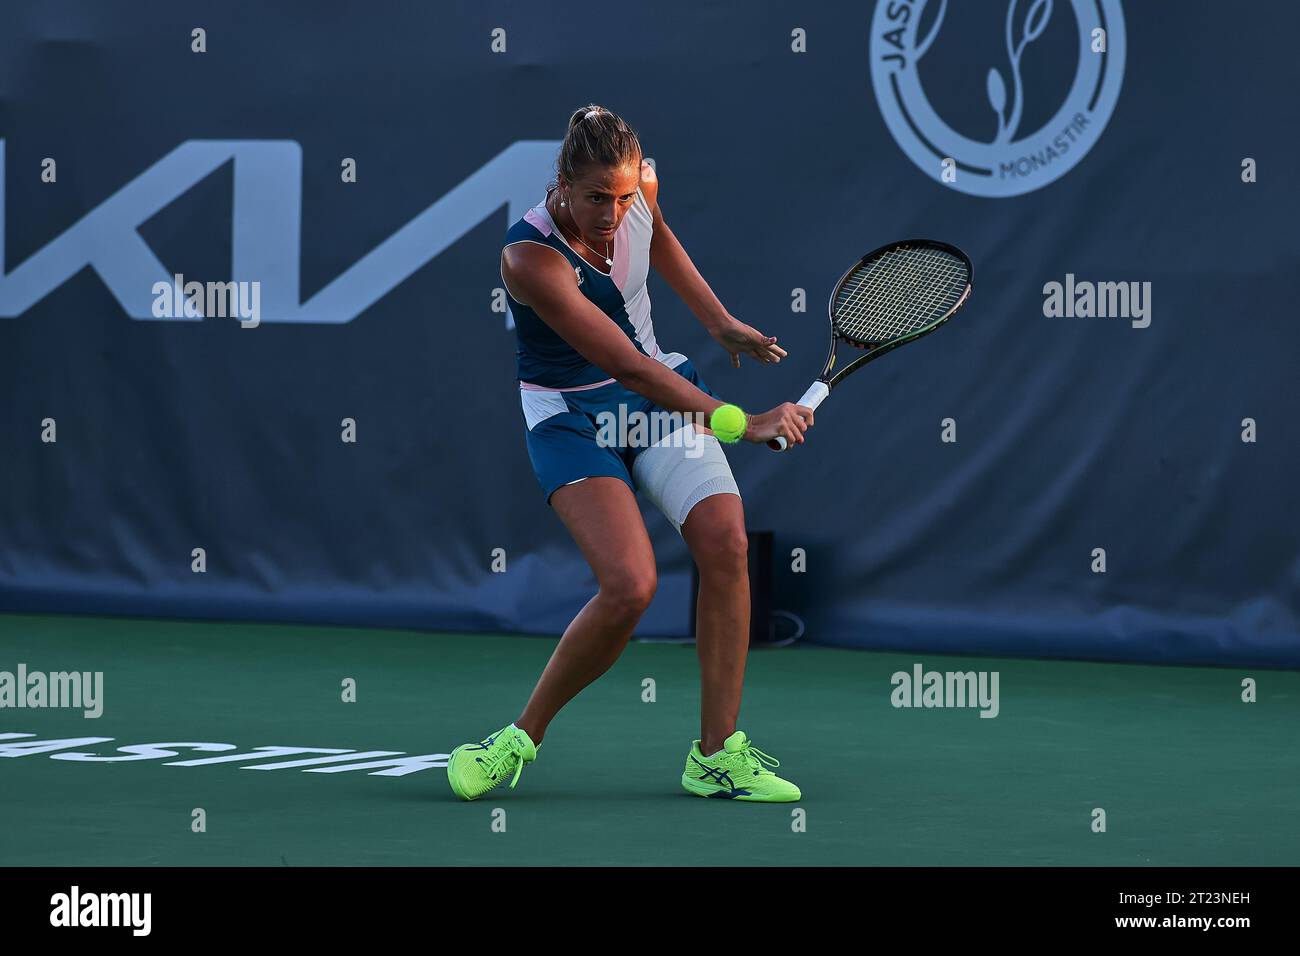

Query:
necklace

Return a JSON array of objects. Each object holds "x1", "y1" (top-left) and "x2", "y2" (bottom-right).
[{"x1": 552, "y1": 196, "x2": 612, "y2": 266}]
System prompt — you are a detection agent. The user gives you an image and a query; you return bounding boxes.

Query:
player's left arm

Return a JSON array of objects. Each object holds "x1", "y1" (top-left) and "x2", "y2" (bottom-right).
[{"x1": 644, "y1": 162, "x2": 786, "y2": 368}]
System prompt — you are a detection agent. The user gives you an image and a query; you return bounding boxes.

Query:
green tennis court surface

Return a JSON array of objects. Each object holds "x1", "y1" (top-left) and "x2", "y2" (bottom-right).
[{"x1": 1, "y1": 613, "x2": 1296, "y2": 866}]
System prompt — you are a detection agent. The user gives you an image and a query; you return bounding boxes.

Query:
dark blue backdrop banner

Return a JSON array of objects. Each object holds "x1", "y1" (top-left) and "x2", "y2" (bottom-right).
[{"x1": 1, "y1": 1, "x2": 1296, "y2": 666}]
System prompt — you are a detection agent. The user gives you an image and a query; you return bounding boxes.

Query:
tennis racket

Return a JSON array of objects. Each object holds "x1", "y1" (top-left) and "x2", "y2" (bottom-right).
[{"x1": 771, "y1": 238, "x2": 973, "y2": 451}]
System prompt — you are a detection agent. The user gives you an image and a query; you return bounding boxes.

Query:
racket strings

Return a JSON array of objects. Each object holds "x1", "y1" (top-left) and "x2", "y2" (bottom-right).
[
  {"x1": 833, "y1": 244, "x2": 968, "y2": 345},
  {"x1": 838, "y1": 248, "x2": 965, "y2": 342},
  {"x1": 837, "y1": 247, "x2": 963, "y2": 341}
]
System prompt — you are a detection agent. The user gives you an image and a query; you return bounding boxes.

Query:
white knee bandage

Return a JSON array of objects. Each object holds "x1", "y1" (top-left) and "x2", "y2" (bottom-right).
[{"x1": 631, "y1": 425, "x2": 740, "y2": 534}]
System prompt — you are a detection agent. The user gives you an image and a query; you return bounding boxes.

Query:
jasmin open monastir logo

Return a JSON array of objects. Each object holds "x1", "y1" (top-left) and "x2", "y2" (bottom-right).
[{"x1": 869, "y1": 0, "x2": 1126, "y2": 198}]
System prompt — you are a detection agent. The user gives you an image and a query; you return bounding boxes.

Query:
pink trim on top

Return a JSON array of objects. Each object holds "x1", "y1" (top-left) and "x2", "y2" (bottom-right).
[
  {"x1": 519, "y1": 377, "x2": 615, "y2": 392},
  {"x1": 523, "y1": 207, "x2": 552, "y2": 236},
  {"x1": 611, "y1": 224, "x2": 630, "y2": 289}
]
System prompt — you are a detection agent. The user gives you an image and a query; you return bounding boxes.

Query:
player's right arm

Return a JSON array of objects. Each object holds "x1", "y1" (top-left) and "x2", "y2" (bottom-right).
[{"x1": 502, "y1": 244, "x2": 811, "y2": 445}]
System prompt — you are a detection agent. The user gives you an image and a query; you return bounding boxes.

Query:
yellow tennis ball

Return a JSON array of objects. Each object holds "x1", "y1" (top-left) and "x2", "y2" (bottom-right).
[{"x1": 710, "y1": 403, "x2": 747, "y2": 443}]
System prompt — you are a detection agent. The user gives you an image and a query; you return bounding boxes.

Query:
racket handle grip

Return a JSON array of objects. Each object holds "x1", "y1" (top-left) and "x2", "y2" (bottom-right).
[{"x1": 771, "y1": 381, "x2": 829, "y2": 451}]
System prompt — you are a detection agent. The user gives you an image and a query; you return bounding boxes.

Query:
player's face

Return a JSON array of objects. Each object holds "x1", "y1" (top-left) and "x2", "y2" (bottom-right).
[{"x1": 564, "y1": 163, "x2": 641, "y2": 243}]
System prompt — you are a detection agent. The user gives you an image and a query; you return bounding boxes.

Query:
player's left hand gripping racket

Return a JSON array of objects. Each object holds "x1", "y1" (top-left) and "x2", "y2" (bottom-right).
[{"x1": 772, "y1": 238, "x2": 973, "y2": 450}]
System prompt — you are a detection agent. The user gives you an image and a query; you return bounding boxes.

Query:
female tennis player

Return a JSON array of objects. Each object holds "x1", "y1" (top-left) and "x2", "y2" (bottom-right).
[{"x1": 447, "y1": 105, "x2": 813, "y2": 802}]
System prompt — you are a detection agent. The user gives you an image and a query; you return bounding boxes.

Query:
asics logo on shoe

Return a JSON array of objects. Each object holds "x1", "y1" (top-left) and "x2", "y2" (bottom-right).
[{"x1": 690, "y1": 757, "x2": 736, "y2": 791}]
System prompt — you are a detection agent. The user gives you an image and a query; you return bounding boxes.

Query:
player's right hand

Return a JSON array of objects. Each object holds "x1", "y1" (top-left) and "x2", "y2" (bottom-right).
[{"x1": 744, "y1": 403, "x2": 814, "y2": 448}]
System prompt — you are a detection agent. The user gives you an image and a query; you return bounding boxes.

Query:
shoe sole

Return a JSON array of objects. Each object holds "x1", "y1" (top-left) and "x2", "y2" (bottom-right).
[{"x1": 681, "y1": 773, "x2": 800, "y2": 802}]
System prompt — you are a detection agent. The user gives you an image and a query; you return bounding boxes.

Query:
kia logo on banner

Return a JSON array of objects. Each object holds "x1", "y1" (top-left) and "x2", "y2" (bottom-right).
[
  {"x1": 870, "y1": 0, "x2": 1126, "y2": 198},
  {"x1": 0, "y1": 140, "x2": 559, "y2": 322}
]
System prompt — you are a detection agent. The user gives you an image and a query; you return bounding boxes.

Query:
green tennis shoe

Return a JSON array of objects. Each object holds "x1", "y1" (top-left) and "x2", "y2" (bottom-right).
[
  {"x1": 681, "y1": 730, "x2": 801, "y2": 802},
  {"x1": 447, "y1": 723, "x2": 538, "y2": 801}
]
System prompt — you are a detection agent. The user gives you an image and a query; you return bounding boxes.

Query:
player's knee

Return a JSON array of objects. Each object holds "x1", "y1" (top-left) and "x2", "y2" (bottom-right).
[
  {"x1": 694, "y1": 523, "x2": 748, "y2": 575},
  {"x1": 602, "y1": 568, "x2": 657, "y2": 619}
]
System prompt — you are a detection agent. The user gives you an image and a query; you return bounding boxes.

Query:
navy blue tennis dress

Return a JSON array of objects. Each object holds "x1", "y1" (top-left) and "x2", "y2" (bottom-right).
[{"x1": 502, "y1": 187, "x2": 719, "y2": 502}]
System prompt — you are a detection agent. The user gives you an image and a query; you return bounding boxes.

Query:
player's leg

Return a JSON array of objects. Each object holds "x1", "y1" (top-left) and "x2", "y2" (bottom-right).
[
  {"x1": 680, "y1": 492, "x2": 749, "y2": 757},
  {"x1": 634, "y1": 439, "x2": 795, "y2": 801},
  {"x1": 513, "y1": 476, "x2": 657, "y2": 745},
  {"x1": 448, "y1": 405, "x2": 650, "y2": 801},
  {"x1": 676, "y1": 482, "x2": 798, "y2": 801},
  {"x1": 630, "y1": 392, "x2": 802, "y2": 801},
  {"x1": 625, "y1": 359, "x2": 749, "y2": 755}
]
